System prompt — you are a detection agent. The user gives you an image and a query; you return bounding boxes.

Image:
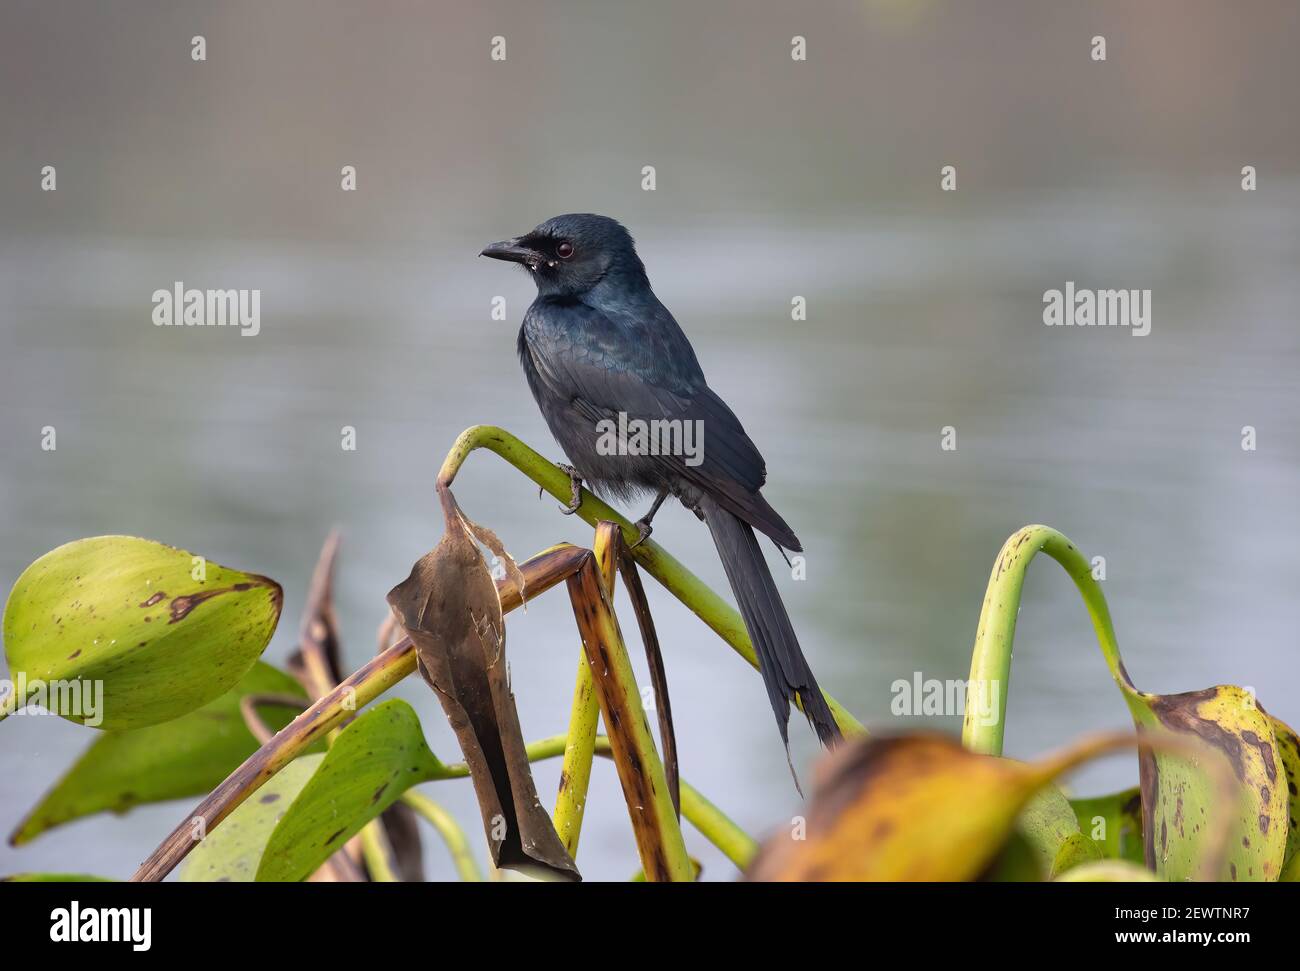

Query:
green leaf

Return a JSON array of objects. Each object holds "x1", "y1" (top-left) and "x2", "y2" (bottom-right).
[
  {"x1": 9, "y1": 663, "x2": 308, "y2": 846},
  {"x1": 1070, "y1": 786, "x2": 1144, "y2": 864},
  {"x1": 1017, "y1": 784, "x2": 1103, "y2": 877},
  {"x1": 1054, "y1": 860, "x2": 1159, "y2": 882},
  {"x1": 1268, "y1": 714, "x2": 1300, "y2": 872},
  {"x1": 255, "y1": 700, "x2": 443, "y2": 882},
  {"x1": 980, "y1": 831, "x2": 1044, "y2": 881},
  {"x1": 1, "y1": 873, "x2": 115, "y2": 882},
  {"x1": 180, "y1": 755, "x2": 322, "y2": 882},
  {"x1": 3, "y1": 536, "x2": 283, "y2": 729},
  {"x1": 1128, "y1": 686, "x2": 1288, "y2": 881}
]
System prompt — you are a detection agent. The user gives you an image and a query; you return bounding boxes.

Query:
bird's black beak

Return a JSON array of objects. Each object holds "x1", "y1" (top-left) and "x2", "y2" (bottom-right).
[{"x1": 479, "y1": 237, "x2": 537, "y2": 266}]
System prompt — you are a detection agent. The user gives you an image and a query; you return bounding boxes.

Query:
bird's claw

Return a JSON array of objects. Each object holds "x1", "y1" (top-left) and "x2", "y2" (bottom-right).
[
  {"x1": 557, "y1": 464, "x2": 583, "y2": 515},
  {"x1": 629, "y1": 518, "x2": 653, "y2": 549}
]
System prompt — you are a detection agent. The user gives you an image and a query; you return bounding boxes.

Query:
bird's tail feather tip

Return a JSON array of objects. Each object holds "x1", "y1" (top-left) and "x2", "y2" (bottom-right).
[
  {"x1": 783, "y1": 742, "x2": 805, "y2": 799},
  {"x1": 800, "y1": 693, "x2": 843, "y2": 747}
]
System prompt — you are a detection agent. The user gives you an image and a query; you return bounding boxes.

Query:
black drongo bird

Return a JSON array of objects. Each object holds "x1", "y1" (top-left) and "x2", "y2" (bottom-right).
[{"x1": 481, "y1": 213, "x2": 841, "y2": 764}]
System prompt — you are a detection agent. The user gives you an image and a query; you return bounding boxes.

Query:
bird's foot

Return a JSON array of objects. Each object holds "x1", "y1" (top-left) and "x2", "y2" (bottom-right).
[
  {"x1": 629, "y1": 518, "x2": 653, "y2": 549},
  {"x1": 557, "y1": 464, "x2": 583, "y2": 515},
  {"x1": 628, "y1": 487, "x2": 669, "y2": 548}
]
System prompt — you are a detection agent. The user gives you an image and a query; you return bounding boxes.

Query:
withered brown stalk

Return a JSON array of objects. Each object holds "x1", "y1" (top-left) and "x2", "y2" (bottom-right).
[{"x1": 564, "y1": 523, "x2": 693, "y2": 882}]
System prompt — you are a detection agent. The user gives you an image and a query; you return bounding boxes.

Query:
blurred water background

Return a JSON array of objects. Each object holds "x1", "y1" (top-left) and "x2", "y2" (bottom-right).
[{"x1": 2, "y1": 0, "x2": 1298, "y2": 881}]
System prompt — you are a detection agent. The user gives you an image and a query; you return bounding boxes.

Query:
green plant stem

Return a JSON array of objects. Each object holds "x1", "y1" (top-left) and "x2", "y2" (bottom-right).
[
  {"x1": 401, "y1": 791, "x2": 484, "y2": 882},
  {"x1": 357, "y1": 821, "x2": 400, "y2": 882},
  {"x1": 963, "y1": 525, "x2": 1125, "y2": 756},
  {"x1": 675, "y1": 777, "x2": 759, "y2": 869},
  {"x1": 437, "y1": 424, "x2": 866, "y2": 737},
  {"x1": 553, "y1": 651, "x2": 599, "y2": 856}
]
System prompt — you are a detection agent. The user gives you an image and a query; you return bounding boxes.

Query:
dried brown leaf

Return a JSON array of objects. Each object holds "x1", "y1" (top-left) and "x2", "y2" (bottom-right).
[{"x1": 386, "y1": 485, "x2": 578, "y2": 880}]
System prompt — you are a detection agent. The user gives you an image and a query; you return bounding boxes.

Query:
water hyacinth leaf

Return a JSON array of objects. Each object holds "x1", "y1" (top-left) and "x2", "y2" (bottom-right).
[
  {"x1": 980, "y1": 831, "x2": 1045, "y2": 881},
  {"x1": 1128, "y1": 686, "x2": 1287, "y2": 882},
  {"x1": 747, "y1": 734, "x2": 1055, "y2": 880},
  {"x1": 255, "y1": 700, "x2": 443, "y2": 882},
  {"x1": 747, "y1": 734, "x2": 1055, "y2": 881},
  {"x1": 1054, "y1": 860, "x2": 1159, "y2": 882},
  {"x1": 1016, "y1": 784, "x2": 1102, "y2": 877},
  {"x1": 180, "y1": 755, "x2": 322, "y2": 882},
  {"x1": 1267, "y1": 714, "x2": 1300, "y2": 871},
  {"x1": 9, "y1": 662, "x2": 308, "y2": 846},
  {"x1": 2, "y1": 536, "x2": 282, "y2": 729},
  {"x1": 387, "y1": 485, "x2": 579, "y2": 881},
  {"x1": 746, "y1": 731, "x2": 1224, "y2": 882},
  {"x1": 1070, "y1": 786, "x2": 1144, "y2": 864},
  {"x1": 1283, "y1": 853, "x2": 1300, "y2": 882}
]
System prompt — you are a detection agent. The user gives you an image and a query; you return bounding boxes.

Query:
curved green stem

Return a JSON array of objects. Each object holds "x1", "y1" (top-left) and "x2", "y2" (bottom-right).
[
  {"x1": 357, "y1": 821, "x2": 400, "y2": 882},
  {"x1": 402, "y1": 791, "x2": 484, "y2": 882},
  {"x1": 963, "y1": 525, "x2": 1125, "y2": 756},
  {"x1": 438, "y1": 425, "x2": 866, "y2": 737},
  {"x1": 676, "y1": 777, "x2": 759, "y2": 869}
]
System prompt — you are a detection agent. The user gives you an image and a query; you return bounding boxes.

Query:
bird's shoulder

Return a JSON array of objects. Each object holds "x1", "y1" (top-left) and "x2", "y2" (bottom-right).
[
  {"x1": 519, "y1": 295, "x2": 773, "y2": 499},
  {"x1": 521, "y1": 295, "x2": 704, "y2": 397}
]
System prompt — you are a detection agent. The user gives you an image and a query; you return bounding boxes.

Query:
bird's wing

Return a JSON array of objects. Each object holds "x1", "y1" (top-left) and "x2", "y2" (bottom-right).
[{"x1": 523, "y1": 300, "x2": 802, "y2": 550}]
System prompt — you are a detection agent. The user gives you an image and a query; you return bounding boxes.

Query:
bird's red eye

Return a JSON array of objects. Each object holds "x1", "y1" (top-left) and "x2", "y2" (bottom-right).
[{"x1": 556, "y1": 241, "x2": 575, "y2": 259}]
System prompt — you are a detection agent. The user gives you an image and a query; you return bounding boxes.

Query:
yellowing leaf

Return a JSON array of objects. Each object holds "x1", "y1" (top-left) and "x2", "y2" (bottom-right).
[
  {"x1": 747, "y1": 734, "x2": 1101, "y2": 881},
  {"x1": 747, "y1": 731, "x2": 1232, "y2": 882},
  {"x1": 1128, "y1": 686, "x2": 1288, "y2": 881}
]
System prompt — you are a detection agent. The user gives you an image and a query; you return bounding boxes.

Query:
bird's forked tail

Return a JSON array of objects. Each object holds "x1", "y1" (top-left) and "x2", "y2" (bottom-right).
[{"x1": 699, "y1": 496, "x2": 841, "y2": 788}]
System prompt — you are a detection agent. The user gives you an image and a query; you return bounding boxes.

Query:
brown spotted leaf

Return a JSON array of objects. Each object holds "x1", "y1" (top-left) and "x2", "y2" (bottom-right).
[
  {"x1": 3, "y1": 536, "x2": 282, "y2": 729},
  {"x1": 386, "y1": 485, "x2": 578, "y2": 880},
  {"x1": 1126, "y1": 686, "x2": 1287, "y2": 881},
  {"x1": 1267, "y1": 714, "x2": 1300, "y2": 876}
]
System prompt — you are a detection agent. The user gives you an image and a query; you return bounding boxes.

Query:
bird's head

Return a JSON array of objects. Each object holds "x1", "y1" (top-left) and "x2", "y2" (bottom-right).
[{"x1": 480, "y1": 213, "x2": 647, "y2": 298}]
